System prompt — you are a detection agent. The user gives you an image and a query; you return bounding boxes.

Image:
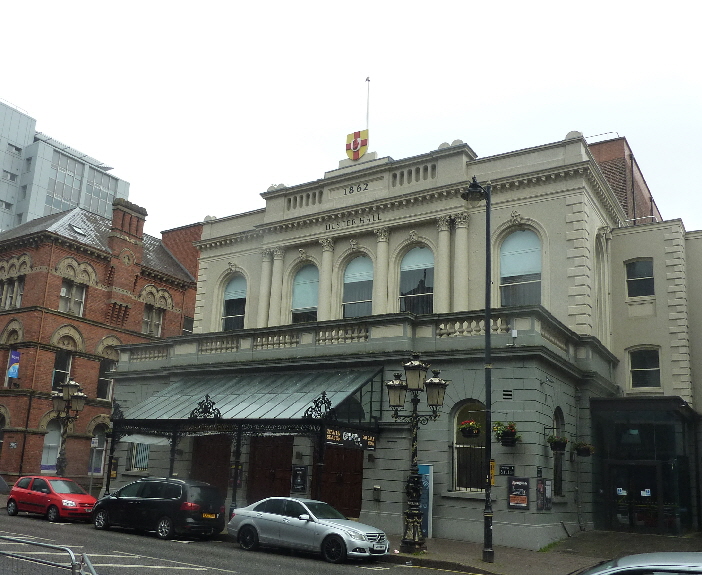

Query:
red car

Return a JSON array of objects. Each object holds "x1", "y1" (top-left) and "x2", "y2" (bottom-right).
[{"x1": 7, "y1": 476, "x2": 96, "y2": 522}]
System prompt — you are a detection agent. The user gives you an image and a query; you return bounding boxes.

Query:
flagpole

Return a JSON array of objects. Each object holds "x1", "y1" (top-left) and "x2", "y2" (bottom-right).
[{"x1": 366, "y1": 77, "x2": 370, "y2": 132}]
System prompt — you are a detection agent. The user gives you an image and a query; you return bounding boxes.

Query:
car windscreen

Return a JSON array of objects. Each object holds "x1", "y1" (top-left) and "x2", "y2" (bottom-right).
[
  {"x1": 304, "y1": 502, "x2": 346, "y2": 520},
  {"x1": 187, "y1": 486, "x2": 222, "y2": 504},
  {"x1": 48, "y1": 479, "x2": 87, "y2": 495}
]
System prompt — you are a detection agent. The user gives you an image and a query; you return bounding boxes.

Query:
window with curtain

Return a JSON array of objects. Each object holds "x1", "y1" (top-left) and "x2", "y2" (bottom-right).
[
  {"x1": 222, "y1": 276, "x2": 247, "y2": 330},
  {"x1": 41, "y1": 420, "x2": 61, "y2": 472},
  {"x1": 59, "y1": 280, "x2": 86, "y2": 316},
  {"x1": 292, "y1": 265, "x2": 319, "y2": 323},
  {"x1": 343, "y1": 256, "x2": 373, "y2": 318},
  {"x1": 453, "y1": 400, "x2": 486, "y2": 491},
  {"x1": 399, "y1": 247, "x2": 434, "y2": 314},
  {"x1": 500, "y1": 230, "x2": 541, "y2": 306}
]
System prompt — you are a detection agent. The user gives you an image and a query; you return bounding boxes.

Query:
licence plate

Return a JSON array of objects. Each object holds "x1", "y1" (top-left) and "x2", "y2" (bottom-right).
[
  {"x1": 202, "y1": 513, "x2": 216, "y2": 519},
  {"x1": 373, "y1": 543, "x2": 385, "y2": 550}
]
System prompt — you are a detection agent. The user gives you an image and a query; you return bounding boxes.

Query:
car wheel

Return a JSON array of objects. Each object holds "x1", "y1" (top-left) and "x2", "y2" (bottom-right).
[
  {"x1": 321, "y1": 535, "x2": 347, "y2": 564},
  {"x1": 238, "y1": 525, "x2": 259, "y2": 551},
  {"x1": 93, "y1": 509, "x2": 110, "y2": 530},
  {"x1": 7, "y1": 500, "x2": 18, "y2": 516},
  {"x1": 157, "y1": 516, "x2": 174, "y2": 540},
  {"x1": 46, "y1": 505, "x2": 60, "y2": 523}
]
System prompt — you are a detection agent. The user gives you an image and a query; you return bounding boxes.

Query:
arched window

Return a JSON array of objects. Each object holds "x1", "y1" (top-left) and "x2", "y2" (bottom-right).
[
  {"x1": 41, "y1": 420, "x2": 61, "y2": 472},
  {"x1": 553, "y1": 407, "x2": 565, "y2": 496},
  {"x1": 97, "y1": 357, "x2": 116, "y2": 400},
  {"x1": 500, "y1": 230, "x2": 541, "y2": 306},
  {"x1": 343, "y1": 256, "x2": 373, "y2": 318},
  {"x1": 222, "y1": 275, "x2": 247, "y2": 331},
  {"x1": 399, "y1": 247, "x2": 434, "y2": 314},
  {"x1": 89, "y1": 425, "x2": 107, "y2": 476},
  {"x1": 292, "y1": 265, "x2": 319, "y2": 323},
  {"x1": 454, "y1": 400, "x2": 486, "y2": 491}
]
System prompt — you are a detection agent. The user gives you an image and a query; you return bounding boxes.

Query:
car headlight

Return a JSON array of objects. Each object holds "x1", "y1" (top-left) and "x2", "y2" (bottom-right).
[
  {"x1": 344, "y1": 530, "x2": 367, "y2": 542},
  {"x1": 62, "y1": 500, "x2": 77, "y2": 507}
]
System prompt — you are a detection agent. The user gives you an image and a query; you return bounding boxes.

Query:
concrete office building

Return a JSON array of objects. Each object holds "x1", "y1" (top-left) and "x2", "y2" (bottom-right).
[
  {"x1": 0, "y1": 98, "x2": 129, "y2": 232},
  {"x1": 107, "y1": 132, "x2": 700, "y2": 550}
]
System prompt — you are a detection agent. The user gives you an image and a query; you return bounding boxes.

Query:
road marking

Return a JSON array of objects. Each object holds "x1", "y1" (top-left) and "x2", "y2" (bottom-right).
[{"x1": 109, "y1": 551, "x2": 239, "y2": 573}]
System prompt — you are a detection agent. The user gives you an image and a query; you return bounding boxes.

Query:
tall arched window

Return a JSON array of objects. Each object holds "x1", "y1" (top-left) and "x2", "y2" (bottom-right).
[
  {"x1": 343, "y1": 256, "x2": 373, "y2": 318},
  {"x1": 41, "y1": 420, "x2": 61, "y2": 472},
  {"x1": 292, "y1": 265, "x2": 319, "y2": 323},
  {"x1": 222, "y1": 275, "x2": 247, "y2": 331},
  {"x1": 553, "y1": 407, "x2": 566, "y2": 496},
  {"x1": 454, "y1": 400, "x2": 486, "y2": 491},
  {"x1": 89, "y1": 425, "x2": 107, "y2": 476},
  {"x1": 399, "y1": 247, "x2": 434, "y2": 314},
  {"x1": 500, "y1": 230, "x2": 541, "y2": 306}
]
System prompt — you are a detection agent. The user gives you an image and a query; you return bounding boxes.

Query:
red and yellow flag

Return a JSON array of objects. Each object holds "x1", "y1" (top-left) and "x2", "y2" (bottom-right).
[{"x1": 345, "y1": 130, "x2": 369, "y2": 161}]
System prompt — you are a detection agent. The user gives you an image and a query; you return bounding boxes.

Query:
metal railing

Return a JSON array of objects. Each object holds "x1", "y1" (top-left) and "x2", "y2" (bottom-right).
[{"x1": 0, "y1": 535, "x2": 98, "y2": 575}]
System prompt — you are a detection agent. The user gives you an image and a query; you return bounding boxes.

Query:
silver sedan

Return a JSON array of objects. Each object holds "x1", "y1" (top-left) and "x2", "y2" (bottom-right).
[{"x1": 227, "y1": 497, "x2": 389, "y2": 563}]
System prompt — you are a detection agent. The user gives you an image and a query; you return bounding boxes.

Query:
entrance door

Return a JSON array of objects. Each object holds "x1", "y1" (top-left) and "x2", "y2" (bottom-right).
[
  {"x1": 313, "y1": 445, "x2": 364, "y2": 517},
  {"x1": 247, "y1": 436, "x2": 294, "y2": 504},
  {"x1": 191, "y1": 435, "x2": 232, "y2": 496},
  {"x1": 607, "y1": 461, "x2": 673, "y2": 533}
]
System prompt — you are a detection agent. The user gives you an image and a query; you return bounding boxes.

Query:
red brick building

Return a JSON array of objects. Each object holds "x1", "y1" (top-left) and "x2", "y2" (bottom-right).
[{"x1": 0, "y1": 199, "x2": 199, "y2": 494}]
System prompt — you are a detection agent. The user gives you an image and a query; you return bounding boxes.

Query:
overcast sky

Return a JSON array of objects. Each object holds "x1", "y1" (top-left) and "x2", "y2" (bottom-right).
[{"x1": 3, "y1": 1, "x2": 700, "y2": 237}]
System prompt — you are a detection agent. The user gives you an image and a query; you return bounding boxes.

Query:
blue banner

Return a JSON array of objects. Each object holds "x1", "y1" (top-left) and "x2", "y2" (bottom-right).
[{"x1": 7, "y1": 350, "x2": 19, "y2": 378}]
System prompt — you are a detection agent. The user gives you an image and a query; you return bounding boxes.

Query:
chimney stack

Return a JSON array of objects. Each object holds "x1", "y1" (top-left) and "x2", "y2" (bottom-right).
[{"x1": 111, "y1": 198, "x2": 148, "y2": 240}]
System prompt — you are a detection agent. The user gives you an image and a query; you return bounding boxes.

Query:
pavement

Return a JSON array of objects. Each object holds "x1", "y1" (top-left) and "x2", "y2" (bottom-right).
[
  {"x1": 2, "y1": 489, "x2": 700, "y2": 574},
  {"x1": 378, "y1": 530, "x2": 702, "y2": 575}
]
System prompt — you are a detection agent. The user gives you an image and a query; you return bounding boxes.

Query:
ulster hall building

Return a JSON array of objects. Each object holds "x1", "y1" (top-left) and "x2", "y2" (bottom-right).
[{"x1": 109, "y1": 131, "x2": 702, "y2": 549}]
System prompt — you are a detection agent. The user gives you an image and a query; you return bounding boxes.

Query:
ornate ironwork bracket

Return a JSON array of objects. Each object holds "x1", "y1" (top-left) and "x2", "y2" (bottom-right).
[
  {"x1": 189, "y1": 394, "x2": 222, "y2": 420},
  {"x1": 303, "y1": 392, "x2": 337, "y2": 421}
]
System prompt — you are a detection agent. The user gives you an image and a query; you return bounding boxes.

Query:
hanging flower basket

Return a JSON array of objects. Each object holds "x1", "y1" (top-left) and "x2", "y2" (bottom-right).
[
  {"x1": 500, "y1": 431, "x2": 518, "y2": 447},
  {"x1": 573, "y1": 442, "x2": 595, "y2": 456},
  {"x1": 458, "y1": 420, "x2": 481, "y2": 438},
  {"x1": 493, "y1": 422, "x2": 520, "y2": 446},
  {"x1": 548, "y1": 435, "x2": 568, "y2": 453}
]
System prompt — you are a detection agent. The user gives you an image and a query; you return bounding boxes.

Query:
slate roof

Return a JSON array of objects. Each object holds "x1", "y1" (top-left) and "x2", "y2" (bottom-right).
[
  {"x1": 123, "y1": 369, "x2": 381, "y2": 421},
  {"x1": 0, "y1": 208, "x2": 194, "y2": 283}
]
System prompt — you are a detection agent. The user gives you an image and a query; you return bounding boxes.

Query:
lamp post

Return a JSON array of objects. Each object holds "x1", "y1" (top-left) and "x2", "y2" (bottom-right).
[
  {"x1": 461, "y1": 175, "x2": 494, "y2": 563},
  {"x1": 51, "y1": 379, "x2": 87, "y2": 477},
  {"x1": 385, "y1": 354, "x2": 448, "y2": 553}
]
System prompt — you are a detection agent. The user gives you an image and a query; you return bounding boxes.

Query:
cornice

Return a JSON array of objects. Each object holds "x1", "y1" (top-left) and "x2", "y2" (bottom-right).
[{"x1": 197, "y1": 161, "x2": 626, "y2": 251}]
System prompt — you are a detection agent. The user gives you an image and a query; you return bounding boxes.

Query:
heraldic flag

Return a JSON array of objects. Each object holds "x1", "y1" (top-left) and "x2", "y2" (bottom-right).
[{"x1": 346, "y1": 130, "x2": 369, "y2": 161}]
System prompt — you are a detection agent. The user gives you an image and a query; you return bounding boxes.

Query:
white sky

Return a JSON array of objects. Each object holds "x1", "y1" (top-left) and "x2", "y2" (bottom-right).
[{"x1": 3, "y1": 1, "x2": 700, "y2": 237}]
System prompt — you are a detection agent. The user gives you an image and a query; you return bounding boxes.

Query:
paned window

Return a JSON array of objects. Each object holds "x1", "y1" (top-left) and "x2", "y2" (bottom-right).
[
  {"x1": 626, "y1": 259, "x2": 654, "y2": 297},
  {"x1": 630, "y1": 348, "x2": 661, "y2": 388},
  {"x1": 500, "y1": 230, "x2": 541, "y2": 306},
  {"x1": 44, "y1": 151, "x2": 84, "y2": 216},
  {"x1": 59, "y1": 280, "x2": 85, "y2": 316},
  {"x1": 399, "y1": 247, "x2": 434, "y2": 314},
  {"x1": 2, "y1": 170, "x2": 18, "y2": 182},
  {"x1": 142, "y1": 305, "x2": 163, "y2": 336},
  {"x1": 453, "y1": 401, "x2": 486, "y2": 491},
  {"x1": 97, "y1": 358, "x2": 115, "y2": 400},
  {"x1": 291, "y1": 265, "x2": 319, "y2": 323},
  {"x1": 85, "y1": 167, "x2": 118, "y2": 218},
  {"x1": 52, "y1": 349, "x2": 72, "y2": 389},
  {"x1": 222, "y1": 276, "x2": 246, "y2": 330},
  {"x1": 343, "y1": 256, "x2": 373, "y2": 318},
  {"x1": 0, "y1": 276, "x2": 24, "y2": 309},
  {"x1": 89, "y1": 426, "x2": 107, "y2": 475},
  {"x1": 41, "y1": 420, "x2": 61, "y2": 472},
  {"x1": 182, "y1": 316, "x2": 194, "y2": 335}
]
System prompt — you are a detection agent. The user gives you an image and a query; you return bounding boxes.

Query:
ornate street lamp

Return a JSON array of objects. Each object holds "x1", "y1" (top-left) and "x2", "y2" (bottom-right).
[
  {"x1": 461, "y1": 175, "x2": 494, "y2": 563},
  {"x1": 51, "y1": 379, "x2": 87, "y2": 477},
  {"x1": 386, "y1": 354, "x2": 448, "y2": 553}
]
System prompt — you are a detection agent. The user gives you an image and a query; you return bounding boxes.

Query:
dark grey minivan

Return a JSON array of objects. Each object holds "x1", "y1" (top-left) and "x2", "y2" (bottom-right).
[{"x1": 92, "y1": 478, "x2": 225, "y2": 539}]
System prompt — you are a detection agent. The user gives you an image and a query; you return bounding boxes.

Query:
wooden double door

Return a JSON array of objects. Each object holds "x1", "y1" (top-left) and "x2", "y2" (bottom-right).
[{"x1": 247, "y1": 436, "x2": 364, "y2": 517}]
